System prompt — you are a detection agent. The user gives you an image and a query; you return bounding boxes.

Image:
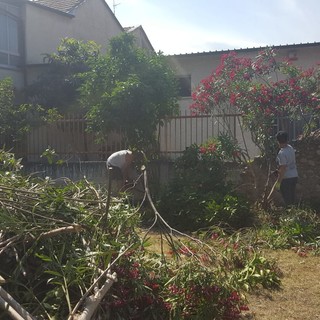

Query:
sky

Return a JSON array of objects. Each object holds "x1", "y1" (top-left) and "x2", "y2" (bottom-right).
[{"x1": 105, "y1": 0, "x2": 320, "y2": 55}]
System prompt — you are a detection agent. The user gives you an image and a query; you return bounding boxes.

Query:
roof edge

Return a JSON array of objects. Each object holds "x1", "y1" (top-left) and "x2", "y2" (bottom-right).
[
  {"x1": 167, "y1": 41, "x2": 320, "y2": 57},
  {"x1": 27, "y1": 1, "x2": 75, "y2": 17},
  {"x1": 99, "y1": 0, "x2": 124, "y2": 32}
]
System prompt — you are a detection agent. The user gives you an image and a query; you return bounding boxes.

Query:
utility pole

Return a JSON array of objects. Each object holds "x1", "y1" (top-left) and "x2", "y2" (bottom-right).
[{"x1": 112, "y1": 0, "x2": 120, "y2": 15}]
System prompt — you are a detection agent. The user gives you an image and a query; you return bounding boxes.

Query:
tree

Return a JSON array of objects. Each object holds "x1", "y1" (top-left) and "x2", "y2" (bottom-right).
[
  {"x1": 0, "y1": 78, "x2": 54, "y2": 147},
  {"x1": 79, "y1": 33, "x2": 179, "y2": 151},
  {"x1": 191, "y1": 48, "x2": 320, "y2": 155},
  {"x1": 26, "y1": 38, "x2": 100, "y2": 113},
  {"x1": 26, "y1": 34, "x2": 179, "y2": 153}
]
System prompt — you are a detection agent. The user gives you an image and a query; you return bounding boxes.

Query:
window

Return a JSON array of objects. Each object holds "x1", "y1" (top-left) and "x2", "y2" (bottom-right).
[
  {"x1": 176, "y1": 75, "x2": 191, "y2": 97},
  {"x1": 0, "y1": 2, "x2": 21, "y2": 67}
]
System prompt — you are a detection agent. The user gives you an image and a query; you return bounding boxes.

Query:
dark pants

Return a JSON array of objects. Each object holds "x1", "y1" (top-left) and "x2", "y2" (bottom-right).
[
  {"x1": 280, "y1": 177, "x2": 298, "y2": 207},
  {"x1": 107, "y1": 165, "x2": 123, "y2": 180}
]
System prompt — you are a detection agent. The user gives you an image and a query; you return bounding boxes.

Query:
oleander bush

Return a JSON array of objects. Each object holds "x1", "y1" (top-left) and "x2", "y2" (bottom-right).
[{"x1": 158, "y1": 136, "x2": 254, "y2": 231}]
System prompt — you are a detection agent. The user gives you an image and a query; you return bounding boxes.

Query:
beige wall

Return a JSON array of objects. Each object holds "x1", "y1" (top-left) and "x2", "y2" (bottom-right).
[
  {"x1": 24, "y1": 0, "x2": 123, "y2": 65},
  {"x1": 1, "y1": 0, "x2": 123, "y2": 88},
  {"x1": 169, "y1": 45, "x2": 320, "y2": 104},
  {"x1": 127, "y1": 26, "x2": 154, "y2": 52}
]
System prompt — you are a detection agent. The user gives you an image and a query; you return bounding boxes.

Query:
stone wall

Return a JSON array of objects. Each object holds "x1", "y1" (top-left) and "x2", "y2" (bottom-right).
[
  {"x1": 295, "y1": 129, "x2": 320, "y2": 205},
  {"x1": 21, "y1": 130, "x2": 320, "y2": 207},
  {"x1": 238, "y1": 129, "x2": 320, "y2": 207}
]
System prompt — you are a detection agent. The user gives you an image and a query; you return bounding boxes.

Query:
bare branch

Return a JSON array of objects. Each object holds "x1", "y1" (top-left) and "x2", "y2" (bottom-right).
[
  {"x1": 73, "y1": 272, "x2": 117, "y2": 320},
  {"x1": 38, "y1": 225, "x2": 83, "y2": 240},
  {"x1": 0, "y1": 287, "x2": 36, "y2": 320},
  {"x1": 68, "y1": 244, "x2": 134, "y2": 320}
]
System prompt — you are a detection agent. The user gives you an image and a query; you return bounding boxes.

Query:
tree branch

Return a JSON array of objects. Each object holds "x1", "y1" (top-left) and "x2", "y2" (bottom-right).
[
  {"x1": 0, "y1": 287, "x2": 36, "y2": 320},
  {"x1": 73, "y1": 272, "x2": 117, "y2": 320}
]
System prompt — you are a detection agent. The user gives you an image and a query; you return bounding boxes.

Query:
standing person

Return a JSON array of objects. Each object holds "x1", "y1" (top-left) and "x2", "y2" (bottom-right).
[
  {"x1": 274, "y1": 131, "x2": 298, "y2": 207},
  {"x1": 107, "y1": 150, "x2": 134, "y2": 186}
]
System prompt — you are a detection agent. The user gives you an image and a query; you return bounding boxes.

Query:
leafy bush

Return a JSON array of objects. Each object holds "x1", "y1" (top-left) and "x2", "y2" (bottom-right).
[
  {"x1": 0, "y1": 78, "x2": 59, "y2": 146},
  {"x1": 158, "y1": 136, "x2": 252, "y2": 231},
  {"x1": 247, "y1": 207, "x2": 320, "y2": 253},
  {"x1": 204, "y1": 195, "x2": 254, "y2": 229},
  {"x1": 163, "y1": 261, "x2": 248, "y2": 320}
]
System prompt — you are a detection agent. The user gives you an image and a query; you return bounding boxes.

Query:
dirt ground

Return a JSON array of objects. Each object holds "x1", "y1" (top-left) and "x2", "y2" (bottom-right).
[{"x1": 242, "y1": 249, "x2": 320, "y2": 320}]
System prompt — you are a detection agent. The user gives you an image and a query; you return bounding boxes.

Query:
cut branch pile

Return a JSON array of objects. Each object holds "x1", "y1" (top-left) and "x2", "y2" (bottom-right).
[{"x1": 0, "y1": 155, "x2": 281, "y2": 320}]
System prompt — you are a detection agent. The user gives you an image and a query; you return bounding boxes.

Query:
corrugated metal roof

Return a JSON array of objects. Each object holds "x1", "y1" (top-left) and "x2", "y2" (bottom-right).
[
  {"x1": 28, "y1": 0, "x2": 85, "y2": 14},
  {"x1": 168, "y1": 42, "x2": 320, "y2": 57}
]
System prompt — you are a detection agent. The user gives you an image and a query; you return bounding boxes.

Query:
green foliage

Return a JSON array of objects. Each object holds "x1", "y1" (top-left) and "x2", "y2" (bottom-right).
[
  {"x1": 104, "y1": 252, "x2": 170, "y2": 319},
  {"x1": 0, "y1": 148, "x2": 23, "y2": 171},
  {"x1": 0, "y1": 162, "x2": 142, "y2": 318},
  {"x1": 0, "y1": 149, "x2": 284, "y2": 319},
  {"x1": 214, "y1": 236, "x2": 281, "y2": 292},
  {"x1": 164, "y1": 261, "x2": 247, "y2": 319},
  {"x1": 0, "y1": 78, "x2": 56, "y2": 146},
  {"x1": 26, "y1": 38, "x2": 100, "y2": 112},
  {"x1": 204, "y1": 195, "x2": 253, "y2": 229},
  {"x1": 260, "y1": 208, "x2": 320, "y2": 250},
  {"x1": 80, "y1": 33, "x2": 179, "y2": 151},
  {"x1": 158, "y1": 136, "x2": 252, "y2": 231},
  {"x1": 40, "y1": 146, "x2": 64, "y2": 165}
]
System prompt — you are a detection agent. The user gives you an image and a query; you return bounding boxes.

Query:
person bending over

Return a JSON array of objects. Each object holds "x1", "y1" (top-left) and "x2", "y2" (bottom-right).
[{"x1": 107, "y1": 150, "x2": 134, "y2": 186}]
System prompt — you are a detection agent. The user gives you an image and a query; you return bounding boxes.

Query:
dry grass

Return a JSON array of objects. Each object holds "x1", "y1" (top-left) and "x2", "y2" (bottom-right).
[{"x1": 242, "y1": 249, "x2": 320, "y2": 320}]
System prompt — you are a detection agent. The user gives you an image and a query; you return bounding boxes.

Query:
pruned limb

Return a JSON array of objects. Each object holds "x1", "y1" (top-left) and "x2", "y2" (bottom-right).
[
  {"x1": 73, "y1": 272, "x2": 117, "y2": 320},
  {"x1": 68, "y1": 244, "x2": 134, "y2": 320},
  {"x1": 38, "y1": 225, "x2": 83, "y2": 240},
  {"x1": 142, "y1": 168, "x2": 218, "y2": 262},
  {"x1": 0, "y1": 287, "x2": 36, "y2": 320}
]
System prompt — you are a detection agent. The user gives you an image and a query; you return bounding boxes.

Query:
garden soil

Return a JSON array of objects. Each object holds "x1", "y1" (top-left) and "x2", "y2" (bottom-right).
[{"x1": 242, "y1": 249, "x2": 320, "y2": 320}]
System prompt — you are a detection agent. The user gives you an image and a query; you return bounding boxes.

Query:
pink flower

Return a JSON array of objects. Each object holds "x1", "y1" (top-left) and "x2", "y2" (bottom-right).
[{"x1": 199, "y1": 146, "x2": 207, "y2": 154}]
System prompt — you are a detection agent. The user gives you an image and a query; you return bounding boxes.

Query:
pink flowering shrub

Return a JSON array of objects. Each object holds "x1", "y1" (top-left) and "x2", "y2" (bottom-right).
[
  {"x1": 105, "y1": 252, "x2": 249, "y2": 320},
  {"x1": 191, "y1": 48, "x2": 320, "y2": 154},
  {"x1": 158, "y1": 136, "x2": 252, "y2": 231}
]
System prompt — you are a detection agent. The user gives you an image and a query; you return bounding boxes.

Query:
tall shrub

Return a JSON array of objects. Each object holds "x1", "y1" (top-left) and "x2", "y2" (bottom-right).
[
  {"x1": 191, "y1": 48, "x2": 320, "y2": 155},
  {"x1": 158, "y1": 136, "x2": 252, "y2": 231}
]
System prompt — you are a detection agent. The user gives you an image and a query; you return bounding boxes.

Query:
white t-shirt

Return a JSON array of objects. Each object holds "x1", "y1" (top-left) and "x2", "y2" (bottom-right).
[
  {"x1": 276, "y1": 144, "x2": 298, "y2": 179},
  {"x1": 107, "y1": 150, "x2": 132, "y2": 169}
]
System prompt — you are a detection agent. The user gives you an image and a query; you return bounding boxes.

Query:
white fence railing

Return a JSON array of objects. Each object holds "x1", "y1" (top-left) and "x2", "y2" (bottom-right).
[{"x1": 8, "y1": 113, "x2": 319, "y2": 162}]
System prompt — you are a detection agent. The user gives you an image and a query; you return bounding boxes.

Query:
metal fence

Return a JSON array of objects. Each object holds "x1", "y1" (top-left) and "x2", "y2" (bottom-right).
[
  {"x1": 9, "y1": 113, "x2": 319, "y2": 162},
  {"x1": 275, "y1": 115, "x2": 320, "y2": 143},
  {"x1": 158, "y1": 110, "x2": 241, "y2": 159},
  {"x1": 13, "y1": 114, "x2": 127, "y2": 162}
]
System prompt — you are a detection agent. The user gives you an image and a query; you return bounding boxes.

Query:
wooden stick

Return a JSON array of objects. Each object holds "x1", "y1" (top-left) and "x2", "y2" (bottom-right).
[
  {"x1": 267, "y1": 181, "x2": 278, "y2": 200},
  {"x1": 75, "y1": 273, "x2": 117, "y2": 320},
  {"x1": 38, "y1": 225, "x2": 83, "y2": 240},
  {"x1": 68, "y1": 244, "x2": 134, "y2": 320},
  {"x1": 0, "y1": 287, "x2": 36, "y2": 320}
]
